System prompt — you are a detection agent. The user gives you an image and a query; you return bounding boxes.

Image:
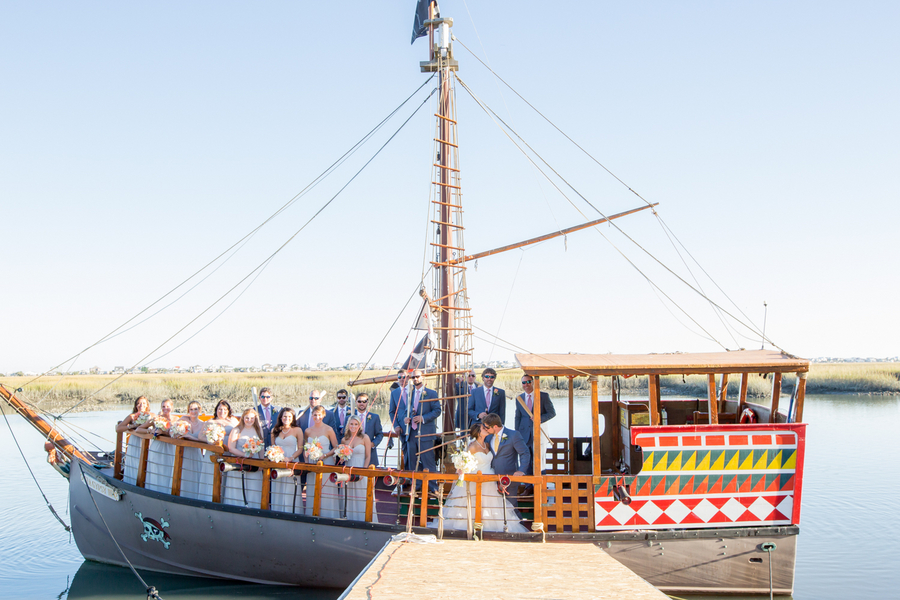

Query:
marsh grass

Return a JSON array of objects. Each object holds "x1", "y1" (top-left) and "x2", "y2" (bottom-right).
[{"x1": 4, "y1": 363, "x2": 897, "y2": 414}]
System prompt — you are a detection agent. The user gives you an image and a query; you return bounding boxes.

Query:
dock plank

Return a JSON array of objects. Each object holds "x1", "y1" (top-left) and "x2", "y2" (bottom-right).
[{"x1": 342, "y1": 538, "x2": 668, "y2": 599}]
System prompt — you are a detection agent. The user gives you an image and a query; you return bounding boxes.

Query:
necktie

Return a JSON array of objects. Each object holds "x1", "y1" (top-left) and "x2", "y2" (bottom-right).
[
  {"x1": 412, "y1": 390, "x2": 421, "y2": 430},
  {"x1": 485, "y1": 388, "x2": 492, "y2": 411},
  {"x1": 493, "y1": 430, "x2": 501, "y2": 453},
  {"x1": 527, "y1": 394, "x2": 533, "y2": 411}
]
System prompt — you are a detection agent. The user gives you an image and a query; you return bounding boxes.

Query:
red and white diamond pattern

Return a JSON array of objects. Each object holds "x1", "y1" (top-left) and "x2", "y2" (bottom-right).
[{"x1": 594, "y1": 495, "x2": 793, "y2": 530}]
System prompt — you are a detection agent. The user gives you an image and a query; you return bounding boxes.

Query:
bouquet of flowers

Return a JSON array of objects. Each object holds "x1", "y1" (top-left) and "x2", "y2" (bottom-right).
[
  {"x1": 303, "y1": 439, "x2": 324, "y2": 462},
  {"x1": 133, "y1": 412, "x2": 152, "y2": 427},
  {"x1": 242, "y1": 436, "x2": 263, "y2": 456},
  {"x1": 169, "y1": 420, "x2": 190, "y2": 438},
  {"x1": 451, "y1": 449, "x2": 477, "y2": 487},
  {"x1": 204, "y1": 423, "x2": 225, "y2": 445},
  {"x1": 152, "y1": 416, "x2": 170, "y2": 434},
  {"x1": 335, "y1": 444, "x2": 353, "y2": 463},
  {"x1": 265, "y1": 445, "x2": 285, "y2": 463}
]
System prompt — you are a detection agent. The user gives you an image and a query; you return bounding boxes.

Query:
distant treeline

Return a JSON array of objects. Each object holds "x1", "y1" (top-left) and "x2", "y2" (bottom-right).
[{"x1": 3, "y1": 362, "x2": 898, "y2": 414}]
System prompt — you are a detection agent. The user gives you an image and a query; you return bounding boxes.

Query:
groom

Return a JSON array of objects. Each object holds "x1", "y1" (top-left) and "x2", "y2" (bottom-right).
[{"x1": 482, "y1": 413, "x2": 529, "y2": 477}]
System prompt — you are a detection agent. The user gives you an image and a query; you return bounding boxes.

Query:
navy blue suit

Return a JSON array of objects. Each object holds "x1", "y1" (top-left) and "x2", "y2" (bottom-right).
[
  {"x1": 393, "y1": 386, "x2": 441, "y2": 475},
  {"x1": 355, "y1": 411, "x2": 384, "y2": 466},
  {"x1": 455, "y1": 382, "x2": 480, "y2": 431},
  {"x1": 515, "y1": 391, "x2": 556, "y2": 475},
  {"x1": 332, "y1": 404, "x2": 353, "y2": 439},
  {"x1": 256, "y1": 404, "x2": 281, "y2": 447},
  {"x1": 388, "y1": 386, "x2": 411, "y2": 469},
  {"x1": 486, "y1": 427, "x2": 530, "y2": 476},
  {"x1": 468, "y1": 386, "x2": 506, "y2": 426}
]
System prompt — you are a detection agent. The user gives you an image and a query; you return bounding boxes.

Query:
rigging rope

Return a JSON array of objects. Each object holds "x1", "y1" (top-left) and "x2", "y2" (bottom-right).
[
  {"x1": 57, "y1": 85, "x2": 439, "y2": 418},
  {"x1": 1, "y1": 404, "x2": 71, "y2": 532},
  {"x1": 24, "y1": 75, "x2": 437, "y2": 394},
  {"x1": 455, "y1": 39, "x2": 782, "y2": 350}
]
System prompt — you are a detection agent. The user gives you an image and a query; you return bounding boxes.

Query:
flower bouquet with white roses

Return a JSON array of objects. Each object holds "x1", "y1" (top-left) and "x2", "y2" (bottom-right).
[
  {"x1": 168, "y1": 420, "x2": 190, "y2": 438},
  {"x1": 133, "y1": 412, "x2": 152, "y2": 427},
  {"x1": 451, "y1": 449, "x2": 477, "y2": 487},
  {"x1": 204, "y1": 423, "x2": 225, "y2": 445},
  {"x1": 265, "y1": 445, "x2": 285, "y2": 463},
  {"x1": 303, "y1": 439, "x2": 324, "y2": 462}
]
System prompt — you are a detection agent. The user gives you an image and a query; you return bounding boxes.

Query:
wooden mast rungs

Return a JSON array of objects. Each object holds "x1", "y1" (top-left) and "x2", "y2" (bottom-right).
[
  {"x1": 431, "y1": 200, "x2": 463, "y2": 208},
  {"x1": 431, "y1": 288, "x2": 467, "y2": 303},
  {"x1": 431, "y1": 347, "x2": 472, "y2": 355},
  {"x1": 433, "y1": 326, "x2": 472, "y2": 330},
  {"x1": 430, "y1": 219, "x2": 464, "y2": 229},
  {"x1": 434, "y1": 113, "x2": 458, "y2": 124},
  {"x1": 431, "y1": 181, "x2": 462, "y2": 189},
  {"x1": 433, "y1": 137, "x2": 458, "y2": 148},
  {"x1": 432, "y1": 163, "x2": 461, "y2": 172},
  {"x1": 430, "y1": 241, "x2": 465, "y2": 251},
  {"x1": 433, "y1": 305, "x2": 471, "y2": 311}
]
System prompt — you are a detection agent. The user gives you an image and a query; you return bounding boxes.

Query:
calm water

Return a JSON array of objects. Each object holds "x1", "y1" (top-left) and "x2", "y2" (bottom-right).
[{"x1": 1, "y1": 395, "x2": 898, "y2": 599}]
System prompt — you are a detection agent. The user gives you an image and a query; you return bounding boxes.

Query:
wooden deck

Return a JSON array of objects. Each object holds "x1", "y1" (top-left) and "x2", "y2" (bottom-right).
[{"x1": 340, "y1": 537, "x2": 669, "y2": 599}]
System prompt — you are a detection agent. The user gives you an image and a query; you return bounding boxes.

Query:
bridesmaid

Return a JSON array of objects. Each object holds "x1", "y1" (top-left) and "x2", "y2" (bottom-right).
[
  {"x1": 339, "y1": 416, "x2": 373, "y2": 521},
  {"x1": 270, "y1": 408, "x2": 304, "y2": 513},
  {"x1": 145, "y1": 399, "x2": 176, "y2": 493},
  {"x1": 115, "y1": 396, "x2": 154, "y2": 485},
  {"x1": 197, "y1": 400, "x2": 239, "y2": 501},
  {"x1": 174, "y1": 401, "x2": 204, "y2": 499},
  {"x1": 223, "y1": 409, "x2": 265, "y2": 508},
  {"x1": 304, "y1": 405, "x2": 338, "y2": 516}
]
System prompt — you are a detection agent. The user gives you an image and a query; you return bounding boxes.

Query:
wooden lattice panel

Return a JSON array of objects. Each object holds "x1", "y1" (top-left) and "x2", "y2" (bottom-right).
[
  {"x1": 542, "y1": 475, "x2": 594, "y2": 532},
  {"x1": 545, "y1": 438, "x2": 569, "y2": 474}
]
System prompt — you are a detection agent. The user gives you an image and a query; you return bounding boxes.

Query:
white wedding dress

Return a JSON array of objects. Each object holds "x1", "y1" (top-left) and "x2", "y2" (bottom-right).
[{"x1": 436, "y1": 451, "x2": 527, "y2": 533}]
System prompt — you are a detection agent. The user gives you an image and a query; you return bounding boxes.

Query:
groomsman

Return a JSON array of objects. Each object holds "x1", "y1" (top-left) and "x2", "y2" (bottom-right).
[
  {"x1": 388, "y1": 370, "x2": 411, "y2": 469},
  {"x1": 255, "y1": 387, "x2": 280, "y2": 447},
  {"x1": 298, "y1": 390, "x2": 336, "y2": 433},
  {"x1": 468, "y1": 368, "x2": 506, "y2": 426},
  {"x1": 515, "y1": 376, "x2": 556, "y2": 476},
  {"x1": 332, "y1": 389, "x2": 353, "y2": 438},
  {"x1": 397, "y1": 369, "x2": 441, "y2": 483},
  {"x1": 353, "y1": 393, "x2": 384, "y2": 466},
  {"x1": 454, "y1": 371, "x2": 479, "y2": 431}
]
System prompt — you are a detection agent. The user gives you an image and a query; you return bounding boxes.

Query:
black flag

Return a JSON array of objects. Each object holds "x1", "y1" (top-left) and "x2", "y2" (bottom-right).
[
  {"x1": 402, "y1": 333, "x2": 431, "y2": 371},
  {"x1": 410, "y1": 0, "x2": 431, "y2": 44}
]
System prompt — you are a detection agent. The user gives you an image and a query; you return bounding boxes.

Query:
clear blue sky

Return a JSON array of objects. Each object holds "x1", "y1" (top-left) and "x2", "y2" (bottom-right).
[{"x1": 2, "y1": 1, "x2": 897, "y2": 374}]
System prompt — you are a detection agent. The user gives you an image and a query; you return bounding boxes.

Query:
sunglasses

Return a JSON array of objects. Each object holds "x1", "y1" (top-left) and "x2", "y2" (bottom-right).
[
  {"x1": 260, "y1": 395, "x2": 271, "y2": 399},
  {"x1": 309, "y1": 396, "x2": 320, "y2": 400},
  {"x1": 356, "y1": 400, "x2": 368, "y2": 404},
  {"x1": 337, "y1": 395, "x2": 347, "y2": 400},
  {"x1": 483, "y1": 375, "x2": 496, "y2": 379},
  {"x1": 521, "y1": 380, "x2": 533, "y2": 385}
]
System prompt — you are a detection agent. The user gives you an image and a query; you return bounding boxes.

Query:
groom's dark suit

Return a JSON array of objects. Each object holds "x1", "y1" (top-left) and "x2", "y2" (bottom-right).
[
  {"x1": 468, "y1": 386, "x2": 506, "y2": 426},
  {"x1": 486, "y1": 426, "x2": 530, "y2": 476}
]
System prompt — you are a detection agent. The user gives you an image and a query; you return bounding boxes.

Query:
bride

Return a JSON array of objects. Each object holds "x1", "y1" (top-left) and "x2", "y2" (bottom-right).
[{"x1": 437, "y1": 423, "x2": 527, "y2": 533}]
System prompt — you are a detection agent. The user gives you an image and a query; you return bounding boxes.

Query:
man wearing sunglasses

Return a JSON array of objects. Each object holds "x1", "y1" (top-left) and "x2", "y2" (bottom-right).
[
  {"x1": 515, "y1": 376, "x2": 556, "y2": 477},
  {"x1": 255, "y1": 387, "x2": 280, "y2": 447},
  {"x1": 388, "y1": 369, "x2": 411, "y2": 469},
  {"x1": 353, "y1": 393, "x2": 383, "y2": 466},
  {"x1": 467, "y1": 367, "x2": 506, "y2": 426},
  {"x1": 297, "y1": 390, "x2": 337, "y2": 433},
  {"x1": 396, "y1": 369, "x2": 441, "y2": 486},
  {"x1": 332, "y1": 388, "x2": 352, "y2": 438}
]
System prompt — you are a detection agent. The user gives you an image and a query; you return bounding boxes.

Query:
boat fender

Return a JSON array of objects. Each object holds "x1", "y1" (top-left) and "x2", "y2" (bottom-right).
[
  {"x1": 383, "y1": 474, "x2": 400, "y2": 487},
  {"x1": 330, "y1": 473, "x2": 359, "y2": 484},
  {"x1": 740, "y1": 407, "x2": 757, "y2": 424},
  {"x1": 497, "y1": 475, "x2": 511, "y2": 495},
  {"x1": 220, "y1": 462, "x2": 255, "y2": 473},
  {"x1": 613, "y1": 484, "x2": 632, "y2": 505},
  {"x1": 270, "y1": 468, "x2": 295, "y2": 480}
]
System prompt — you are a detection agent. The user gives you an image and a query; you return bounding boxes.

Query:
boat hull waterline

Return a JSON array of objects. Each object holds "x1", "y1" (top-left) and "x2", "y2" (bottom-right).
[{"x1": 70, "y1": 460, "x2": 796, "y2": 593}]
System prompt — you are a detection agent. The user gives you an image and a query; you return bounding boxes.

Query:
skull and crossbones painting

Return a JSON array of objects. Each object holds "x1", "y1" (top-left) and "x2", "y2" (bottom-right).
[{"x1": 134, "y1": 512, "x2": 171, "y2": 549}]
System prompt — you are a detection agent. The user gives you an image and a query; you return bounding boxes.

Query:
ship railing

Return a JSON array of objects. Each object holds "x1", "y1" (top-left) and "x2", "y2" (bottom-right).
[{"x1": 114, "y1": 431, "x2": 560, "y2": 531}]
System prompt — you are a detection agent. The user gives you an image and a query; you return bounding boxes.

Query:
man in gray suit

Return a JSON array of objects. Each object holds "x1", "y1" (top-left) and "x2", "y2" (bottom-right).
[
  {"x1": 514, "y1": 375, "x2": 556, "y2": 476},
  {"x1": 482, "y1": 413, "x2": 529, "y2": 477}
]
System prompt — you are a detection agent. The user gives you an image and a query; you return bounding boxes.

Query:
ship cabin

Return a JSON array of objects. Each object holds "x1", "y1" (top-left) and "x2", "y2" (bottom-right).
[{"x1": 104, "y1": 349, "x2": 807, "y2": 536}]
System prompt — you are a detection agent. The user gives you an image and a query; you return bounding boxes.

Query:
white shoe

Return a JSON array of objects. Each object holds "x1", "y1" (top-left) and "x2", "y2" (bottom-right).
[{"x1": 390, "y1": 486, "x2": 399, "y2": 497}]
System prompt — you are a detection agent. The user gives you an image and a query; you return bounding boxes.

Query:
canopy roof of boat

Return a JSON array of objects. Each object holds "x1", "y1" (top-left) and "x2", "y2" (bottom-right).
[{"x1": 515, "y1": 349, "x2": 809, "y2": 377}]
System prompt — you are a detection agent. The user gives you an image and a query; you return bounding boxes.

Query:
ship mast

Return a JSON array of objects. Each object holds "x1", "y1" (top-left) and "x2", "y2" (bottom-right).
[{"x1": 420, "y1": 4, "x2": 471, "y2": 435}]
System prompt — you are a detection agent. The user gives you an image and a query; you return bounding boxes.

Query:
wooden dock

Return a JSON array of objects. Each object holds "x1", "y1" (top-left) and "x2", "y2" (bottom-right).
[{"x1": 340, "y1": 537, "x2": 669, "y2": 599}]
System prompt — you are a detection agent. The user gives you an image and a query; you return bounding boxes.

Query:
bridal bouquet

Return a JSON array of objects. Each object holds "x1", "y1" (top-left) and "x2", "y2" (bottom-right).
[
  {"x1": 152, "y1": 416, "x2": 171, "y2": 434},
  {"x1": 204, "y1": 423, "x2": 225, "y2": 444},
  {"x1": 265, "y1": 445, "x2": 285, "y2": 463},
  {"x1": 451, "y1": 450, "x2": 477, "y2": 487},
  {"x1": 133, "y1": 412, "x2": 152, "y2": 427},
  {"x1": 242, "y1": 436, "x2": 263, "y2": 456},
  {"x1": 335, "y1": 444, "x2": 353, "y2": 463},
  {"x1": 168, "y1": 420, "x2": 190, "y2": 438},
  {"x1": 304, "y1": 440, "x2": 324, "y2": 462}
]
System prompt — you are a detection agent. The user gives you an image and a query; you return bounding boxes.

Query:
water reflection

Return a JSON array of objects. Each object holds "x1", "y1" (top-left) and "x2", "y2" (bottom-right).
[{"x1": 65, "y1": 561, "x2": 338, "y2": 600}]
